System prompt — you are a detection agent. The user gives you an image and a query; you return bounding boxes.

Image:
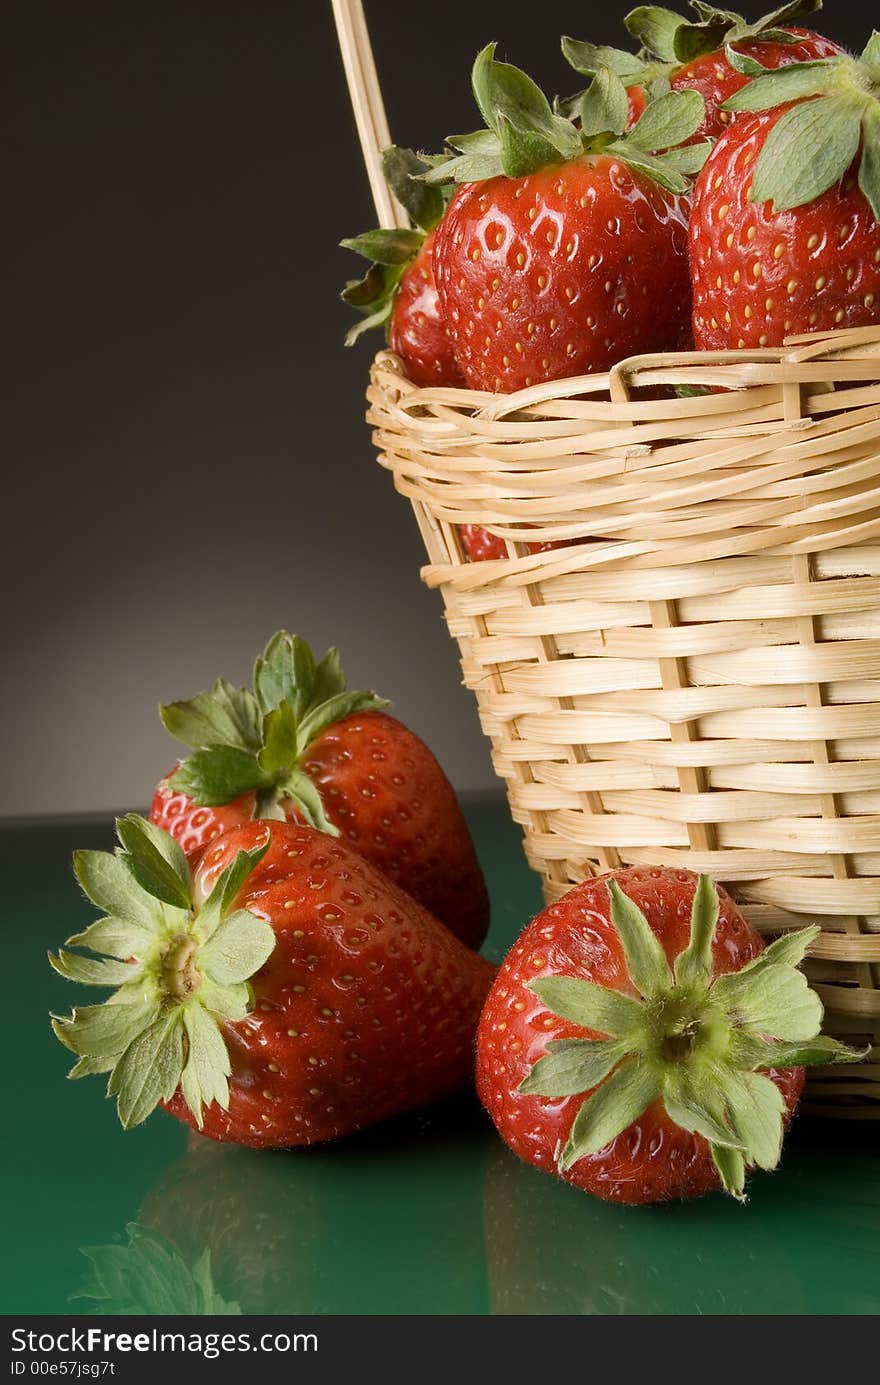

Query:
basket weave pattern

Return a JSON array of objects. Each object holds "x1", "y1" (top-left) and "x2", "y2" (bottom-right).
[{"x1": 368, "y1": 327, "x2": 880, "y2": 1116}]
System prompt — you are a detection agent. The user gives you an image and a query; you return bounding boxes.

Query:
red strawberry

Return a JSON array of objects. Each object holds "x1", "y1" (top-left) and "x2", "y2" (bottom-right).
[
  {"x1": 670, "y1": 26, "x2": 844, "y2": 142},
  {"x1": 626, "y1": 4, "x2": 842, "y2": 138},
  {"x1": 388, "y1": 230, "x2": 465, "y2": 388},
  {"x1": 477, "y1": 867, "x2": 859, "y2": 1203},
  {"x1": 430, "y1": 47, "x2": 702, "y2": 394},
  {"x1": 459, "y1": 525, "x2": 568, "y2": 563},
  {"x1": 150, "y1": 632, "x2": 489, "y2": 949},
  {"x1": 51, "y1": 815, "x2": 495, "y2": 1149},
  {"x1": 342, "y1": 146, "x2": 462, "y2": 388},
  {"x1": 689, "y1": 41, "x2": 880, "y2": 350}
]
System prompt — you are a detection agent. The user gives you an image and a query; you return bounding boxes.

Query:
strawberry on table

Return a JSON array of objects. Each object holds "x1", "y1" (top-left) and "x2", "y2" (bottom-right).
[
  {"x1": 51, "y1": 815, "x2": 495, "y2": 1148},
  {"x1": 621, "y1": 1, "x2": 843, "y2": 144},
  {"x1": 341, "y1": 146, "x2": 464, "y2": 388},
  {"x1": 150, "y1": 631, "x2": 490, "y2": 949},
  {"x1": 477, "y1": 867, "x2": 861, "y2": 1204},
  {"x1": 429, "y1": 46, "x2": 706, "y2": 394},
  {"x1": 690, "y1": 34, "x2": 880, "y2": 350}
]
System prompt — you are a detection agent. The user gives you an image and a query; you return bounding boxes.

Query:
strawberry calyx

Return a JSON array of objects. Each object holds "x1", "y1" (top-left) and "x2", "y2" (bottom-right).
[
  {"x1": 519, "y1": 876, "x2": 864, "y2": 1200},
  {"x1": 625, "y1": 1, "x2": 824, "y2": 67},
  {"x1": 50, "y1": 814, "x2": 275, "y2": 1129},
  {"x1": 424, "y1": 43, "x2": 712, "y2": 195},
  {"x1": 559, "y1": 34, "x2": 674, "y2": 112},
  {"x1": 159, "y1": 631, "x2": 389, "y2": 834},
  {"x1": 721, "y1": 35, "x2": 880, "y2": 218},
  {"x1": 75, "y1": 1223, "x2": 242, "y2": 1315},
  {"x1": 341, "y1": 146, "x2": 446, "y2": 345}
]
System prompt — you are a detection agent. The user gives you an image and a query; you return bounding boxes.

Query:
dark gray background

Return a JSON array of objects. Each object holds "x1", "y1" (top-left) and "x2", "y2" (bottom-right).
[{"x1": 4, "y1": 2, "x2": 868, "y2": 816}]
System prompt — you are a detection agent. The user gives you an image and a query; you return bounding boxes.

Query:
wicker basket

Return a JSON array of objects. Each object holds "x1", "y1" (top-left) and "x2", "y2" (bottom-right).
[{"x1": 367, "y1": 326, "x2": 880, "y2": 1117}]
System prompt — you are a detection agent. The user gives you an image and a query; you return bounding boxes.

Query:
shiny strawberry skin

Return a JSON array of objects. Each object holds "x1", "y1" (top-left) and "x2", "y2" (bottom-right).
[
  {"x1": 672, "y1": 29, "x2": 844, "y2": 145},
  {"x1": 301, "y1": 710, "x2": 489, "y2": 950},
  {"x1": 164, "y1": 820, "x2": 496, "y2": 1149},
  {"x1": 433, "y1": 157, "x2": 691, "y2": 393},
  {"x1": 476, "y1": 866, "x2": 804, "y2": 1205},
  {"x1": 691, "y1": 104, "x2": 880, "y2": 352},
  {"x1": 150, "y1": 776, "x2": 256, "y2": 865},
  {"x1": 150, "y1": 710, "x2": 490, "y2": 949},
  {"x1": 388, "y1": 230, "x2": 465, "y2": 388}
]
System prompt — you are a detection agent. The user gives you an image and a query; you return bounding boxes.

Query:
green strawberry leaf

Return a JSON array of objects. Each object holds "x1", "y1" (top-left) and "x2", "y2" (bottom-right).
[
  {"x1": 605, "y1": 141, "x2": 691, "y2": 193},
  {"x1": 725, "y1": 44, "x2": 769, "y2": 77},
  {"x1": 471, "y1": 43, "x2": 582, "y2": 165},
  {"x1": 863, "y1": 30, "x2": 880, "y2": 72},
  {"x1": 608, "y1": 880, "x2": 673, "y2": 999},
  {"x1": 259, "y1": 700, "x2": 300, "y2": 774},
  {"x1": 179, "y1": 1003, "x2": 231, "y2": 1128},
  {"x1": 311, "y1": 647, "x2": 347, "y2": 706},
  {"x1": 340, "y1": 228, "x2": 424, "y2": 266},
  {"x1": 723, "y1": 59, "x2": 839, "y2": 111},
  {"x1": 674, "y1": 873, "x2": 719, "y2": 986},
  {"x1": 628, "y1": 87, "x2": 705, "y2": 151},
  {"x1": 116, "y1": 814, "x2": 192, "y2": 912},
  {"x1": 624, "y1": 6, "x2": 685, "y2": 63},
  {"x1": 711, "y1": 1143, "x2": 747, "y2": 1200},
  {"x1": 561, "y1": 35, "x2": 647, "y2": 80},
  {"x1": 253, "y1": 631, "x2": 317, "y2": 718},
  {"x1": 730, "y1": 1031, "x2": 868, "y2": 1069},
  {"x1": 108, "y1": 1010, "x2": 186, "y2": 1129},
  {"x1": 657, "y1": 140, "x2": 713, "y2": 174},
  {"x1": 751, "y1": 95, "x2": 863, "y2": 211},
  {"x1": 662, "y1": 1066, "x2": 745, "y2": 1148},
  {"x1": 674, "y1": 18, "x2": 736, "y2": 64},
  {"x1": 528, "y1": 975, "x2": 644, "y2": 1039},
  {"x1": 518, "y1": 1038, "x2": 628, "y2": 1096},
  {"x1": 714, "y1": 962, "x2": 822, "y2": 1041},
  {"x1": 198, "y1": 909, "x2": 275, "y2": 987},
  {"x1": 296, "y1": 688, "x2": 389, "y2": 750},
  {"x1": 51, "y1": 996, "x2": 162, "y2": 1060},
  {"x1": 276, "y1": 768, "x2": 339, "y2": 837},
  {"x1": 65, "y1": 917, "x2": 156, "y2": 960},
  {"x1": 579, "y1": 65, "x2": 630, "y2": 139},
  {"x1": 859, "y1": 103, "x2": 880, "y2": 222},
  {"x1": 381, "y1": 145, "x2": 445, "y2": 230},
  {"x1": 197, "y1": 839, "x2": 271, "y2": 939},
  {"x1": 49, "y1": 951, "x2": 142, "y2": 987},
  {"x1": 718, "y1": 1068, "x2": 785, "y2": 1171},
  {"x1": 73, "y1": 850, "x2": 159, "y2": 928},
  {"x1": 734, "y1": 924, "x2": 819, "y2": 974},
  {"x1": 168, "y1": 746, "x2": 270, "y2": 806},
  {"x1": 560, "y1": 1058, "x2": 659, "y2": 1170},
  {"x1": 159, "y1": 679, "x2": 262, "y2": 754}
]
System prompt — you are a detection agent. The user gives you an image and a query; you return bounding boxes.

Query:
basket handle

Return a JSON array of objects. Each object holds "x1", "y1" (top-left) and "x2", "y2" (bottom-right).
[{"x1": 331, "y1": 0, "x2": 408, "y2": 230}]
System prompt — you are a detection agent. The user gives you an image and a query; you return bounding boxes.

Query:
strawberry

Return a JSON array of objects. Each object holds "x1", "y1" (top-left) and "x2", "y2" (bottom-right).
[
  {"x1": 690, "y1": 37, "x2": 880, "y2": 350},
  {"x1": 342, "y1": 146, "x2": 463, "y2": 388},
  {"x1": 477, "y1": 867, "x2": 860, "y2": 1203},
  {"x1": 430, "y1": 46, "x2": 705, "y2": 393},
  {"x1": 150, "y1": 631, "x2": 490, "y2": 949},
  {"x1": 459, "y1": 525, "x2": 567, "y2": 563},
  {"x1": 622, "y1": 2, "x2": 843, "y2": 144},
  {"x1": 51, "y1": 814, "x2": 495, "y2": 1148}
]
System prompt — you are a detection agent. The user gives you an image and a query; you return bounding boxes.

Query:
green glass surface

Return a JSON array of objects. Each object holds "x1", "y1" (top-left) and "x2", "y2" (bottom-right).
[{"x1": 5, "y1": 797, "x2": 879, "y2": 1316}]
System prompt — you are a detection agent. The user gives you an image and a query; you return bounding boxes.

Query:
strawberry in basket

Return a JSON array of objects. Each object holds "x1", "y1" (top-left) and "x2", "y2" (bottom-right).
[
  {"x1": 341, "y1": 146, "x2": 463, "y2": 389},
  {"x1": 691, "y1": 33, "x2": 880, "y2": 350},
  {"x1": 477, "y1": 867, "x2": 862, "y2": 1203},
  {"x1": 51, "y1": 815, "x2": 495, "y2": 1147},
  {"x1": 428, "y1": 46, "x2": 708, "y2": 395},
  {"x1": 151, "y1": 631, "x2": 489, "y2": 949},
  {"x1": 615, "y1": 1, "x2": 843, "y2": 145}
]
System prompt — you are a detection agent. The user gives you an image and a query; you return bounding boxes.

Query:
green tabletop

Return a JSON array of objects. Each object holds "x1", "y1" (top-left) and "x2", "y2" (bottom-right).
[{"x1": 5, "y1": 797, "x2": 879, "y2": 1316}]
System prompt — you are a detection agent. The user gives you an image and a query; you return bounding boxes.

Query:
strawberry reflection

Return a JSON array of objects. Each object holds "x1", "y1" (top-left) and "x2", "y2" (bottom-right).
[
  {"x1": 76, "y1": 1094, "x2": 488, "y2": 1315},
  {"x1": 483, "y1": 1125, "x2": 880, "y2": 1316}
]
